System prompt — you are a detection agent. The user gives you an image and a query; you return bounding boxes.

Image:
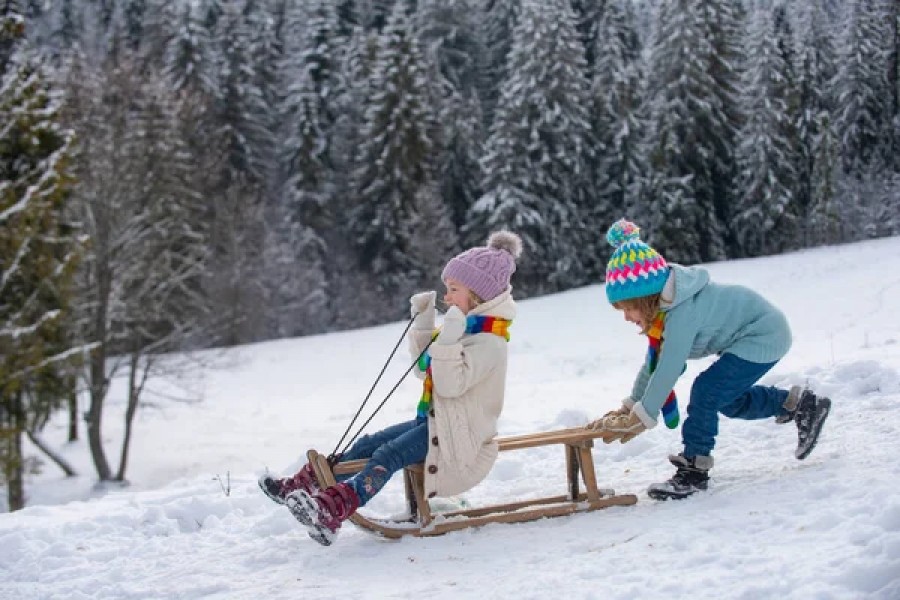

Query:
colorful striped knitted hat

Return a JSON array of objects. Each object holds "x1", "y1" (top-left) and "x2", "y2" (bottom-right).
[{"x1": 605, "y1": 219, "x2": 669, "y2": 304}]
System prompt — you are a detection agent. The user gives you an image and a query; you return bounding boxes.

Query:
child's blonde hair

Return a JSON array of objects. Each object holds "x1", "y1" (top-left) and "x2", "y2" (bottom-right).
[{"x1": 613, "y1": 292, "x2": 662, "y2": 334}]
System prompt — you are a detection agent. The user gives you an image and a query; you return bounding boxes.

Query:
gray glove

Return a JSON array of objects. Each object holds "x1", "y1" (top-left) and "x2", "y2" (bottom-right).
[
  {"x1": 436, "y1": 305, "x2": 467, "y2": 345},
  {"x1": 410, "y1": 291, "x2": 436, "y2": 330}
]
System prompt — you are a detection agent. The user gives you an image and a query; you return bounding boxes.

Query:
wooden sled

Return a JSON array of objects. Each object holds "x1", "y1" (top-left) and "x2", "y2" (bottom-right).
[{"x1": 307, "y1": 427, "x2": 637, "y2": 539}]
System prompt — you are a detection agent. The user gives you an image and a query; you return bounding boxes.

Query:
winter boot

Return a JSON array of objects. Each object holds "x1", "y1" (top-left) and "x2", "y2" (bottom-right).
[
  {"x1": 647, "y1": 454, "x2": 714, "y2": 501},
  {"x1": 285, "y1": 483, "x2": 360, "y2": 547},
  {"x1": 257, "y1": 462, "x2": 320, "y2": 505},
  {"x1": 792, "y1": 389, "x2": 831, "y2": 460},
  {"x1": 775, "y1": 385, "x2": 803, "y2": 424}
]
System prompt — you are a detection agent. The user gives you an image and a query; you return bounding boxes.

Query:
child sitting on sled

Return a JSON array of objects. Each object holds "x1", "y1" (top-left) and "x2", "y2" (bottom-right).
[
  {"x1": 259, "y1": 231, "x2": 522, "y2": 544},
  {"x1": 586, "y1": 219, "x2": 831, "y2": 500}
]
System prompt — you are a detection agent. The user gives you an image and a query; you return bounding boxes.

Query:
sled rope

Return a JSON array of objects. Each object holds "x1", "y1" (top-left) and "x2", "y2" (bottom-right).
[{"x1": 331, "y1": 314, "x2": 434, "y2": 460}]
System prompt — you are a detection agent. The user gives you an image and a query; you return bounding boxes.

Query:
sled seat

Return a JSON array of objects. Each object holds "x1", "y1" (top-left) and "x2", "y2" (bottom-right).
[{"x1": 324, "y1": 427, "x2": 636, "y2": 537}]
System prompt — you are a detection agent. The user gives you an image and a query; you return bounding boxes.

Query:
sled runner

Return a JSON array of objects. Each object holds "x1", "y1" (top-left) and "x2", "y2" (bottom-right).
[{"x1": 307, "y1": 427, "x2": 638, "y2": 539}]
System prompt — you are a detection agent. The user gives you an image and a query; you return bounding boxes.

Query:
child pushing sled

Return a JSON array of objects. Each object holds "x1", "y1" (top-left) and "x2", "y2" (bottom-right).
[{"x1": 586, "y1": 219, "x2": 832, "y2": 500}]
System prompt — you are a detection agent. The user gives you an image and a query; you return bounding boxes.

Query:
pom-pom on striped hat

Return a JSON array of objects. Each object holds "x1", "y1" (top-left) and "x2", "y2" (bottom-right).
[{"x1": 604, "y1": 219, "x2": 669, "y2": 304}]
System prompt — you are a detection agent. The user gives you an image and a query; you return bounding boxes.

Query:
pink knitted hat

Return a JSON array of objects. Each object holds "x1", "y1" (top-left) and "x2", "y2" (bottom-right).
[{"x1": 441, "y1": 231, "x2": 523, "y2": 302}]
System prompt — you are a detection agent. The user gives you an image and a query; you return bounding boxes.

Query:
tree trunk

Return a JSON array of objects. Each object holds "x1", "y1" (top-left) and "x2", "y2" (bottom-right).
[
  {"x1": 86, "y1": 392, "x2": 111, "y2": 480},
  {"x1": 4, "y1": 394, "x2": 26, "y2": 512},
  {"x1": 115, "y1": 352, "x2": 142, "y2": 481},
  {"x1": 6, "y1": 431, "x2": 24, "y2": 512},
  {"x1": 26, "y1": 431, "x2": 77, "y2": 477},
  {"x1": 67, "y1": 386, "x2": 78, "y2": 442},
  {"x1": 87, "y1": 348, "x2": 111, "y2": 480}
]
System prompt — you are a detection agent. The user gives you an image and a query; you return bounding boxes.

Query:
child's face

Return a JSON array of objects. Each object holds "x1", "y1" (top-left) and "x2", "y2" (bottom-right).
[
  {"x1": 443, "y1": 278, "x2": 477, "y2": 314},
  {"x1": 621, "y1": 305, "x2": 646, "y2": 330}
]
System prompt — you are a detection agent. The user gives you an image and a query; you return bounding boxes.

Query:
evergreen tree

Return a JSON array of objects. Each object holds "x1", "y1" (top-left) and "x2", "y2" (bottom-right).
[
  {"x1": 570, "y1": 0, "x2": 605, "y2": 73},
  {"x1": 50, "y1": 0, "x2": 83, "y2": 51},
  {"x1": 834, "y1": 0, "x2": 893, "y2": 175},
  {"x1": 884, "y1": 0, "x2": 900, "y2": 171},
  {"x1": 214, "y1": 1, "x2": 276, "y2": 186},
  {"x1": 641, "y1": 0, "x2": 739, "y2": 263},
  {"x1": 590, "y1": 0, "x2": 645, "y2": 274},
  {"x1": 241, "y1": 0, "x2": 280, "y2": 134},
  {"x1": 161, "y1": 1, "x2": 218, "y2": 96},
  {"x1": 0, "y1": 12, "x2": 83, "y2": 510},
  {"x1": 473, "y1": 0, "x2": 594, "y2": 294},
  {"x1": 806, "y1": 112, "x2": 842, "y2": 245},
  {"x1": 348, "y1": 3, "x2": 450, "y2": 301},
  {"x1": 695, "y1": 0, "x2": 743, "y2": 255},
  {"x1": 121, "y1": 0, "x2": 147, "y2": 51},
  {"x1": 793, "y1": 0, "x2": 838, "y2": 245},
  {"x1": 479, "y1": 0, "x2": 520, "y2": 131},
  {"x1": 417, "y1": 0, "x2": 486, "y2": 229},
  {"x1": 733, "y1": 7, "x2": 798, "y2": 257}
]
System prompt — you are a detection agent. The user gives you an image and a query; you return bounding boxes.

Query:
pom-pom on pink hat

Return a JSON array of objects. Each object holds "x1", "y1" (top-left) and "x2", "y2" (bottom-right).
[{"x1": 441, "y1": 231, "x2": 523, "y2": 302}]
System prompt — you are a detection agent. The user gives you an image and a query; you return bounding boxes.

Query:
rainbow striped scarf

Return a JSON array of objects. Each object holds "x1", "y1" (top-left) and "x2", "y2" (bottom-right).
[
  {"x1": 416, "y1": 315, "x2": 512, "y2": 418},
  {"x1": 647, "y1": 311, "x2": 681, "y2": 429}
]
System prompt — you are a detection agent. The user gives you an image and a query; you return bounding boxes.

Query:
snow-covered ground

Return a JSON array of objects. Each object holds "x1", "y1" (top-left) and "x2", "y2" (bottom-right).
[{"x1": 2, "y1": 237, "x2": 899, "y2": 599}]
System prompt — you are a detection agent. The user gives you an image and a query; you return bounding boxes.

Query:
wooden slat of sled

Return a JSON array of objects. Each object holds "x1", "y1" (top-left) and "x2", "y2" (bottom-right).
[{"x1": 307, "y1": 426, "x2": 636, "y2": 539}]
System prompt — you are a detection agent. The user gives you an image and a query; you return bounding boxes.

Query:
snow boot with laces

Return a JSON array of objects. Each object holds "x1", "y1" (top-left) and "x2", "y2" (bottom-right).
[
  {"x1": 647, "y1": 454, "x2": 714, "y2": 501},
  {"x1": 285, "y1": 482, "x2": 361, "y2": 547},
  {"x1": 257, "y1": 462, "x2": 320, "y2": 505},
  {"x1": 791, "y1": 389, "x2": 831, "y2": 459}
]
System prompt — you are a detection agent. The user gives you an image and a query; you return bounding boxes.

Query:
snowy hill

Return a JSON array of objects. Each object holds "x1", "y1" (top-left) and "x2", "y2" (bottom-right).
[{"x1": 2, "y1": 238, "x2": 900, "y2": 599}]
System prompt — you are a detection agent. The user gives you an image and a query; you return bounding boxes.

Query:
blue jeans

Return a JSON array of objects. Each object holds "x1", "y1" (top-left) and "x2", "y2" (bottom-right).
[
  {"x1": 681, "y1": 353, "x2": 789, "y2": 458},
  {"x1": 338, "y1": 417, "x2": 428, "y2": 506}
]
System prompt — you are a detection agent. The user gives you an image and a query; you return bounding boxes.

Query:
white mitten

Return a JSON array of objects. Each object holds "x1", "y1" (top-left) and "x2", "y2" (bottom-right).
[
  {"x1": 436, "y1": 306, "x2": 467, "y2": 345},
  {"x1": 409, "y1": 291, "x2": 436, "y2": 330}
]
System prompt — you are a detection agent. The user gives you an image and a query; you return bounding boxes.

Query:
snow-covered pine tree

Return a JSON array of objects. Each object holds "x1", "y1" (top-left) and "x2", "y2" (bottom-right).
[
  {"x1": 590, "y1": 0, "x2": 646, "y2": 276},
  {"x1": 570, "y1": 0, "x2": 604, "y2": 74},
  {"x1": 1, "y1": 11, "x2": 84, "y2": 510},
  {"x1": 48, "y1": 0, "x2": 82, "y2": 52},
  {"x1": 694, "y1": 0, "x2": 743, "y2": 256},
  {"x1": 733, "y1": 7, "x2": 798, "y2": 257},
  {"x1": 806, "y1": 112, "x2": 842, "y2": 245},
  {"x1": 478, "y1": 0, "x2": 520, "y2": 132},
  {"x1": 120, "y1": 0, "x2": 146, "y2": 51},
  {"x1": 473, "y1": 0, "x2": 594, "y2": 295},
  {"x1": 641, "y1": 0, "x2": 737, "y2": 263},
  {"x1": 417, "y1": 0, "x2": 486, "y2": 230},
  {"x1": 792, "y1": 0, "x2": 839, "y2": 246},
  {"x1": 886, "y1": 0, "x2": 900, "y2": 172},
  {"x1": 214, "y1": 1, "x2": 276, "y2": 186},
  {"x1": 834, "y1": 0, "x2": 893, "y2": 176},
  {"x1": 271, "y1": 62, "x2": 332, "y2": 334},
  {"x1": 348, "y1": 2, "x2": 449, "y2": 300},
  {"x1": 242, "y1": 0, "x2": 280, "y2": 127},
  {"x1": 291, "y1": 0, "x2": 346, "y2": 133},
  {"x1": 160, "y1": 1, "x2": 218, "y2": 96}
]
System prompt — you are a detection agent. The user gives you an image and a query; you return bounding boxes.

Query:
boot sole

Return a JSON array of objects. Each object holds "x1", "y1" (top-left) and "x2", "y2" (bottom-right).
[
  {"x1": 257, "y1": 477, "x2": 286, "y2": 505},
  {"x1": 647, "y1": 486, "x2": 701, "y2": 501},
  {"x1": 796, "y1": 398, "x2": 831, "y2": 460},
  {"x1": 286, "y1": 491, "x2": 335, "y2": 547}
]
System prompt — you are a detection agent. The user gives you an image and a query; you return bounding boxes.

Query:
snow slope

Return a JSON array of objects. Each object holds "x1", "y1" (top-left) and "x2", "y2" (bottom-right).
[{"x1": 2, "y1": 237, "x2": 899, "y2": 599}]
